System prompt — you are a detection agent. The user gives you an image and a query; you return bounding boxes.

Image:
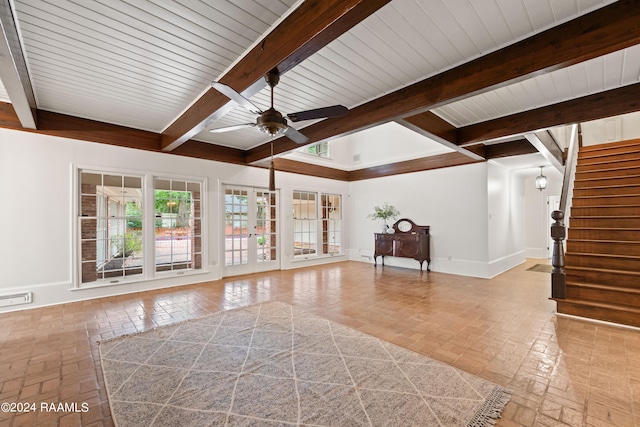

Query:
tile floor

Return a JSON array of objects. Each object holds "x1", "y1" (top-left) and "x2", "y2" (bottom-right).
[{"x1": 0, "y1": 259, "x2": 638, "y2": 426}]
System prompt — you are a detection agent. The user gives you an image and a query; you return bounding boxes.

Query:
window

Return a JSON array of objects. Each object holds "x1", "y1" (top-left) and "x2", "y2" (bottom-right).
[
  {"x1": 293, "y1": 191, "x2": 342, "y2": 258},
  {"x1": 304, "y1": 141, "x2": 330, "y2": 158},
  {"x1": 321, "y1": 194, "x2": 342, "y2": 255},
  {"x1": 76, "y1": 169, "x2": 204, "y2": 287},
  {"x1": 293, "y1": 191, "x2": 317, "y2": 257},
  {"x1": 154, "y1": 178, "x2": 202, "y2": 272},
  {"x1": 79, "y1": 171, "x2": 144, "y2": 284}
]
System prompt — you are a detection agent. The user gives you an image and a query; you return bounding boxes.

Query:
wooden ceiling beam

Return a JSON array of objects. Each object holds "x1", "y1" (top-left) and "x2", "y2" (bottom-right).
[
  {"x1": 160, "y1": 0, "x2": 391, "y2": 152},
  {"x1": 525, "y1": 131, "x2": 565, "y2": 172},
  {"x1": 0, "y1": 101, "x2": 246, "y2": 164},
  {"x1": 0, "y1": 0, "x2": 37, "y2": 129},
  {"x1": 348, "y1": 152, "x2": 482, "y2": 182},
  {"x1": 246, "y1": 0, "x2": 640, "y2": 163},
  {"x1": 458, "y1": 83, "x2": 640, "y2": 145},
  {"x1": 273, "y1": 158, "x2": 350, "y2": 181},
  {"x1": 396, "y1": 112, "x2": 485, "y2": 160},
  {"x1": 484, "y1": 139, "x2": 537, "y2": 159}
]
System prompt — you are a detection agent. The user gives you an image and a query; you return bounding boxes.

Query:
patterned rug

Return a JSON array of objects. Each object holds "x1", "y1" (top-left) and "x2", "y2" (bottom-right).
[{"x1": 99, "y1": 301, "x2": 511, "y2": 426}]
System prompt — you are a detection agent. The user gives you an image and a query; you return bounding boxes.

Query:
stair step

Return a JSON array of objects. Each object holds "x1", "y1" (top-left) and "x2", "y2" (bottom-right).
[
  {"x1": 579, "y1": 138, "x2": 640, "y2": 154},
  {"x1": 572, "y1": 194, "x2": 640, "y2": 207},
  {"x1": 566, "y1": 252, "x2": 640, "y2": 271},
  {"x1": 566, "y1": 282, "x2": 640, "y2": 307},
  {"x1": 570, "y1": 216, "x2": 640, "y2": 228},
  {"x1": 576, "y1": 166, "x2": 640, "y2": 180},
  {"x1": 566, "y1": 266, "x2": 640, "y2": 288},
  {"x1": 568, "y1": 228, "x2": 640, "y2": 241},
  {"x1": 559, "y1": 139, "x2": 640, "y2": 329},
  {"x1": 566, "y1": 240, "x2": 640, "y2": 256},
  {"x1": 571, "y1": 205, "x2": 640, "y2": 216},
  {"x1": 574, "y1": 184, "x2": 640, "y2": 197},
  {"x1": 555, "y1": 298, "x2": 640, "y2": 328},
  {"x1": 575, "y1": 158, "x2": 640, "y2": 172},
  {"x1": 574, "y1": 174, "x2": 640, "y2": 188},
  {"x1": 577, "y1": 151, "x2": 640, "y2": 165}
]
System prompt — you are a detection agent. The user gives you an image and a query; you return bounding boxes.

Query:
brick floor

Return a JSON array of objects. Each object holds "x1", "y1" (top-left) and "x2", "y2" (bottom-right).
[{"x1": 0, "y1": 259, "x2": 639, "y2": 426}]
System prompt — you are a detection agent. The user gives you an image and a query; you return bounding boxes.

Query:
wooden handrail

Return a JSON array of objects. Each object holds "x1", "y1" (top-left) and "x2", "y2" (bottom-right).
[{"x1": 551, "y1": 124, "x2": 581, "y2": 299}]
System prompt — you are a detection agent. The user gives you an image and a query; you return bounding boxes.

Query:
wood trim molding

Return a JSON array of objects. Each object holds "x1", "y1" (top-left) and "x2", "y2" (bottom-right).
[
  {"x1": 2, "y1": 101, "x2": 489, "y2": 181},
  {"x1": 273, "y1": 158, "x2": 350, "y2": 181},
  {"x1": 484, "y1": 139, "x2": 537, "y2": 159},
  {"x1": 160, "y1": 0, "x2": 390, "y2": 152},
  {"x1": 348, "y1": 152, "x2": 482, "y2": 181},
  {"x1": 0, "y1": 0, "x2": 37, "y2": 129},
  {"x1": 0, "y1": 102, "x2": 247, "y2": 164},
  {"x1": 246, "y1": 0, "x2": 640, "y2": 163}
]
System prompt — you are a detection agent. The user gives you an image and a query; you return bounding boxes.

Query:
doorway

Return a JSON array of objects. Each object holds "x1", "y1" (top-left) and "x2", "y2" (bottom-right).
[
  {"x1": 223, "y1": 185, "x2": 279, "y2": 276},
  {"x1": 546, "y1": 195, "x2": 560, "y2": 259}
]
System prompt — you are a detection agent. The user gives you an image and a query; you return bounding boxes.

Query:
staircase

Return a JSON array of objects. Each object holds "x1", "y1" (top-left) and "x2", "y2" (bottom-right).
[{"x1": 556, "y1": 138, "x2": 640, "y2": 328}]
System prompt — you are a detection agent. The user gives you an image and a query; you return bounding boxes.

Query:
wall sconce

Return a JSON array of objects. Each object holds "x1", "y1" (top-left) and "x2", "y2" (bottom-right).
[{"x1": 535, "y1": 166, "x2": 547, "y2": 191}]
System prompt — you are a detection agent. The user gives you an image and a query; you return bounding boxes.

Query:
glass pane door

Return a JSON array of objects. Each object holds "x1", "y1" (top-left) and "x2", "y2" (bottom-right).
[{"x1": 224, "y1": 186, "x2": 278, "y2": 276}]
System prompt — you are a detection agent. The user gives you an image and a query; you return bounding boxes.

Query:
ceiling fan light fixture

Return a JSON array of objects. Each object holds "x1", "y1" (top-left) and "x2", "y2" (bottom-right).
[{"x1": 257, "y1": 108, "x2": 288, "y2": 136}]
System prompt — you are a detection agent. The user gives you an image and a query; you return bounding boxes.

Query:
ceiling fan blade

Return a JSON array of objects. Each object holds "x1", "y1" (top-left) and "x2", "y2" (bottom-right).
[
  {"x1": 211, "y1": 82, "x2": 263, "y2": 114},
  {"x1": 287, "y1": 105, "x2": 348, "y2": 122},
  {"x1": 209, "y1": 123, "x2": 256, "y2": 133},
  {"x1": 284, "y1": 126, "x2": 309, "y2": 144}
]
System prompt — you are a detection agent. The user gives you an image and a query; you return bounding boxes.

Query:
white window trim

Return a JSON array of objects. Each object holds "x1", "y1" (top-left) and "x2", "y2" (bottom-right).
[
  {"x1": 291, "y1": 190, "x2": 343, "y2": 260},
  {"x1": 71, "y1": 164, "x2": 208, "y2": 290}
]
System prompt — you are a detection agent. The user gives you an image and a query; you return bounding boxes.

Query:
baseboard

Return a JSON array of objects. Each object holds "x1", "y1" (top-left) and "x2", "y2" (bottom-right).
[
  {"x1": 349, "y1": 250, "x2": 498, "y2": 278},
  {"x1": 488, "y1": 250, "x2": 526, "y2": 278},
  {"x1": 0, "y1": 271, "x2": 221, "y2": 314}
]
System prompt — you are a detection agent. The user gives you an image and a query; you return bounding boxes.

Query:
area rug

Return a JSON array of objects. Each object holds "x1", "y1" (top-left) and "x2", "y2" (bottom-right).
[
  {"x1": 99, "y1": 301, "x2": 511, "y2": 426},
  {"x1": 526, "y1": 263, "x2": 553, "y2": 273}
]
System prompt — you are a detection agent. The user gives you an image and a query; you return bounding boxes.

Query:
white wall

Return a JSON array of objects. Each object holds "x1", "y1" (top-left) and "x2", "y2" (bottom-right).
[
  {"x1": 347, "y1": 162, "x2": 494, "y2": 277},
  {"x1": 553, "y1": 111, "x2": 640, "y2": 147},
  {"x1": 283, "y1": 121, "x2": 453, "y2": 170},
  {"x1": 0, "y1": 128, "x2": 349, "y2": 312},
  {"x1": 1, "y1": 123, "x2": 548, "y2": 312},
  {"x1": 487, "y1": 162, "x2": 526, "y2": 277}
]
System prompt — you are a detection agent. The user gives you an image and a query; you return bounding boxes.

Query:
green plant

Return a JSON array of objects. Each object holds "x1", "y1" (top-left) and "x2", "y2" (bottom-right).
[
  {"x1": 257, "y1": 236, "x2": 267, "y2": 246},
  {"x1": 112, "y1": 231, "x2": 143, "y2": 257},
  {"x1": 367, "y1": 202, "x2": 400, "y2": 222}
]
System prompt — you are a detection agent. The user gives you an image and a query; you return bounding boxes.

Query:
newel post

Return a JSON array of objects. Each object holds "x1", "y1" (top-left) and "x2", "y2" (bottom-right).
[{"x1": 550, "y1": 210, "x2": 566, "y2": 299}]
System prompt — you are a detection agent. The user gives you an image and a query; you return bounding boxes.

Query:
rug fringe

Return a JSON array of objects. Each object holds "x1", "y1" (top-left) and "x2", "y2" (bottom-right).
[{"x1": 467, "y1": 386, "x2": 512, "y2": 427}]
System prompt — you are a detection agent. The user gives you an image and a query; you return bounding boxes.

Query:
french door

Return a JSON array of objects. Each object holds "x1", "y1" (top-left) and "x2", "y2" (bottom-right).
[{"x1": 223, "y1": 185, "x2": 279, "y2": 276}]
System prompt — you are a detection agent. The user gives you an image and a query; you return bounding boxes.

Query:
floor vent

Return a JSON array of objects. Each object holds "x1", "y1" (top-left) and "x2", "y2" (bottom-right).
[{"x1": 0, "y1": 292, "x2": 33, "y2": 308}]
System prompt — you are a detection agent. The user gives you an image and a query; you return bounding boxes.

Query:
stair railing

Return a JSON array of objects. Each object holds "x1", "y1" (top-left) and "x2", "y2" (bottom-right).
[{"x1": 551, "y1": 124, "x2": 581, "y2": 299}]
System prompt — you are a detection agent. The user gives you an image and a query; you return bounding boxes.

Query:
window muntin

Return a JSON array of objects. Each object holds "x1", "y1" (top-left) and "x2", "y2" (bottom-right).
[
  {"x1": 224, "y1": 188, "x2": 249, "y2": 267},
  {"x1": 293, "y1": 191, "x2": 342, "y2": 258},
  {"x1": 256, "y1": 191, "x2": 277, "y2": 263},
  {"x1": 154, "y1": 179, "x2": 202, "y2": 272},
  {"x1": 304, "y1": 141, "x2": 330, "y2": 158},
  {"x1": 79, "y1": 171, "x2": 143, "y2": 284},
  {"x1": 77, "y1": 169, "x2": 204, "y2": 287},
  {"x1": 293, "y1": 191, "x2": 317, "y2": 257},
  {"x1": 321, "y1": 194, "x2": 342, "y2": 255}
]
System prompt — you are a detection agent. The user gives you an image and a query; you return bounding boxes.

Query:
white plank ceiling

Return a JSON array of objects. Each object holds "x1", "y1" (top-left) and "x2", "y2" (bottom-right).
[{"x1": 4, "y1": 0, "x2": 634, "y2": 155}]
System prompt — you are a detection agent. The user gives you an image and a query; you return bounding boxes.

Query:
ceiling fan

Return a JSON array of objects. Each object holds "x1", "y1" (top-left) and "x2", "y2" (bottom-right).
[{"x1": 209, "y1": 72, "x2": 348, "y2": 144}]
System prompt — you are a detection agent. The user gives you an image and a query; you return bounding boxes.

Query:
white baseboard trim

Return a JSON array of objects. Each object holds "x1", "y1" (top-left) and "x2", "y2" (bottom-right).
[{"x1": 0, "y1": 272, "x2": 221, "y2": 314}]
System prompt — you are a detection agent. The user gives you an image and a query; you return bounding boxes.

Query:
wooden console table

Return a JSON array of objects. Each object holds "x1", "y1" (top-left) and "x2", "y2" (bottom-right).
[{"x1": 374, "y1": 218, "x2": 430, "y2": 271}]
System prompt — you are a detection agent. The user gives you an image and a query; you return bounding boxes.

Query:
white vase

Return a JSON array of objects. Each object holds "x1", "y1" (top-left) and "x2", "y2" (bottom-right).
[{"x1": 381, "y1": 224, "x2": 388, "y2": 233}]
